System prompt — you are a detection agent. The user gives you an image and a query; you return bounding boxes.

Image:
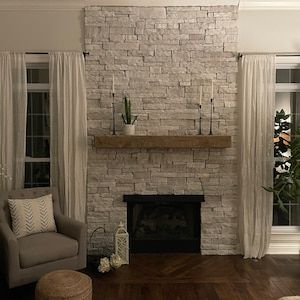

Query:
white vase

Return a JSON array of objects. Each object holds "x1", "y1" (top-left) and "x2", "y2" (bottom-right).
[{"x1": 123, "y1": 124, "x2": 135, "y2": 135}]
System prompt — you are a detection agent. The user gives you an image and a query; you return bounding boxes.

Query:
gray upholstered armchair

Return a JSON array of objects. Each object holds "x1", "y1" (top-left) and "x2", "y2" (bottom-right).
[{"x1": 0, "y1": 187, "x2": 86, "y2": 288}]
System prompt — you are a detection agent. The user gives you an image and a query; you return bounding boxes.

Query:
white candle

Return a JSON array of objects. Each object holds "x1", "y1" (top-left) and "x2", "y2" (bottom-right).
[
  {"x1": 211, "y1": 80, "x2": 214, "y2": 99},
  {"x1": 199, "y1": 86, "x2": 202, "y2": 106},
  {"x1": 112, "y1": 75, "x2": 115, "y2": 94}
]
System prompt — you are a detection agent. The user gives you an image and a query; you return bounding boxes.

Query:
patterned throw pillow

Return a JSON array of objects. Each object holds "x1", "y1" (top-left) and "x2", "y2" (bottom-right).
[{"x1": 8, "y1": 194, "x2": 57, "y2": 239}]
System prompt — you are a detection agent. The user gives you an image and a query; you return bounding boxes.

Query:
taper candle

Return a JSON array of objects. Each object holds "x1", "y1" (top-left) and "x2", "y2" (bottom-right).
[
  {"x1": 199, "y1": 86, "x2": 202, "y2": 106},
  {"x1": 112, "y1": 75, "x2": 115, "y2": 94},
  {"x1": 209, "y1": 98, "x2": 213, "y2": 135},
  {"x1": 211, "y1": 80, "x2": 214, "y2": 99}
]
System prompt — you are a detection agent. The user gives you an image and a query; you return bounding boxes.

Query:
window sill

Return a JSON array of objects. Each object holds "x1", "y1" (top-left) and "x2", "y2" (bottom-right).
[{"x1": 267, "y1": 226, "x2": 300, "y2": 254}]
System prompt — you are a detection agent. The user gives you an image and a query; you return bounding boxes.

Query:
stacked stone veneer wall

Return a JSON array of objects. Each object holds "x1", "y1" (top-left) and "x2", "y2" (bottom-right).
[{"x1": 85, "y1": 6, "x2": 239, "y2": 255}]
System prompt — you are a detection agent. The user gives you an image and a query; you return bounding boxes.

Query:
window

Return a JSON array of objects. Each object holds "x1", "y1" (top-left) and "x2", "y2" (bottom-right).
[
  {"x1": 273, "y1": 57, "x2": 300, "y2": 226},
  {"x1": 24, "y1": 55, "x2": 50, "y2": 188}
]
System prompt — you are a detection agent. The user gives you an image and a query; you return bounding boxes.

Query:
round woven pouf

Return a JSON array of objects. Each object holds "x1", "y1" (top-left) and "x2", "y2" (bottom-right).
[{"x1": 35, "y1": 270, "x2": 92, "y2": 300}]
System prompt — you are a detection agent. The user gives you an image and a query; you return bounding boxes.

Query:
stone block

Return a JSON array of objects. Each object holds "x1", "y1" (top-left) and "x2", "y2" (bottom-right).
[
  {"x1": 139, "y1": 7, "x2": 167, "y2": 19},
  {"x1": 224, "y1": 42, "x2": 237, "y2": 52}
]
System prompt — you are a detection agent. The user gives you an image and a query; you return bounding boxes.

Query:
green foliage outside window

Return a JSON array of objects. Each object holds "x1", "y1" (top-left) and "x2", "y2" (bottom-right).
[{"x1": 264, "y1": 109, "x2": 300, "y2": 211}]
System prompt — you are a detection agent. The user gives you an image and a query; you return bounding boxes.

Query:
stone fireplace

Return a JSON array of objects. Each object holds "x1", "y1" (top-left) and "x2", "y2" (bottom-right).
[
  {"x1": 124, "y1": 194, "x2": 204, "y2": 253},
  {"x1": 85, "y1": 5, "x2": 239, "y2": 255}
]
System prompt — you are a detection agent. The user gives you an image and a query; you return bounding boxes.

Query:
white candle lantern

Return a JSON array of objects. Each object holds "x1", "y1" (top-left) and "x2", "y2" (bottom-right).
[{"x1": 115, "y1": 222, "x2": 129, "y2": 265}]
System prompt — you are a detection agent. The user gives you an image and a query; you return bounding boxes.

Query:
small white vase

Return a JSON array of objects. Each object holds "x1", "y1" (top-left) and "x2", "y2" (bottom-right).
[{"x1": 123, "y1": 124, "x2": 135, "y2": 135}]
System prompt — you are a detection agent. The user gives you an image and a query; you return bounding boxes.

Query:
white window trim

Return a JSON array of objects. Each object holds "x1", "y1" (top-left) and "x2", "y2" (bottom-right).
[
  {"x1": 268, "y1": 56, "x2": 300, "y2": 254},
  {"x1": 276, "y1": 83, "x2": 300, "y2": 92},
  {"x1": 27, "y1": 83, "x2": 50, "y2": 91},
  {"x1": 25, "y1": 157, "x2": 50, "y2": 163},
  {"x1": 268, "y1": 226, "x2": 300, "y2": 254},
  {"x1": 26, "y1": 54, "x2": 49, "y2": 64},
  {"x1": 276, "y1": 56, "x2": 300, "y2": 67}
]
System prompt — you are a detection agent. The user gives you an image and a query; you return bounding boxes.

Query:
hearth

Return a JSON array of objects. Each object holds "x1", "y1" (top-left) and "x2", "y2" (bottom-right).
[{"x1": 124, "y1": 195, "x2": 204, "y2": 253}]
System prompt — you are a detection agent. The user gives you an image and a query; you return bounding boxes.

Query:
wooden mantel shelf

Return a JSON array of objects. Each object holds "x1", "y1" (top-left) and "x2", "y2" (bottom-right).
[{"x1": 94, "y1": 135, "x2": 231, "y2": 149}]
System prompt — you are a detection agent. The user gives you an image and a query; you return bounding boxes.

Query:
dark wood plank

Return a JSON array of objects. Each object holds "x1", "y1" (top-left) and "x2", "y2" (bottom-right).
[
  {"x1": 1, "y1": 255, "x2": 300, "y2": 300},
  {"x1": 94, "y1": 135, "x2": 232, "y2": 149},
  {"x1": 214, "y1": 283, "x2": 242, "y2": 300}
]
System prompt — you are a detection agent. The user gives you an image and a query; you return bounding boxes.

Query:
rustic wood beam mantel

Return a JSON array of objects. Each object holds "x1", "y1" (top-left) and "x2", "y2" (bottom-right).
[{"x1": 94, "y1": 135, "x2": 231, "y2": 149}]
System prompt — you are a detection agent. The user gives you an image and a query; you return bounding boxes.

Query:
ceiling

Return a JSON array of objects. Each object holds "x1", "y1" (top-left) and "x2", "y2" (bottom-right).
[{"x1": 0, "y1": 0, "x2": 299, "y2": 10}]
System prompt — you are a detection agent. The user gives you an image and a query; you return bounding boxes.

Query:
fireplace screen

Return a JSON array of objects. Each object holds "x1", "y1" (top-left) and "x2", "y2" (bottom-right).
[
  {"x1": 134, "y1": 203, "x2": 194, "y2": 240},
  {"x1": 124, "y1": 195, "x2": 204, "y2": 253}
]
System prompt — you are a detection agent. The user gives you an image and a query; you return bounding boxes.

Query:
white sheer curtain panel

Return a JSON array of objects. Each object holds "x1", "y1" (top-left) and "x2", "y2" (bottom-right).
[
  {"x1": 0, "y1": 52, "x2": 27, "y2": 191},
  {"x1": 49, "y1": 52, "x2": 87, "y2": 222},
  {"x1": 239, "y1": 55, "x2": 276, "y2": 259}
]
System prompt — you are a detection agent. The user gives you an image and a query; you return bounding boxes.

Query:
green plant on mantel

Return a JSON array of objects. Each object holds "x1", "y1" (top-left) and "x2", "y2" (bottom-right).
[
  {"x1": 121, "y1": 96, "x2": 137, "y2": 125},
  {"x1": 264, "y1": 109, "x2": 300, "y2": 212}
]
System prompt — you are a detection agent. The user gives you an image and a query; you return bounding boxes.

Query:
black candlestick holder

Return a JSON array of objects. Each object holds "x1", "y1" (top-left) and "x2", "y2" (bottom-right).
[
  {"x1": 209, "y1": 98, "x2": 213, "y2": 135},
  {"x1": 198, "y1": 104, "x2": 202, "y2": 135},
  {"x1": 112, "y1": 92, "x2": 116, "y2": 135}
]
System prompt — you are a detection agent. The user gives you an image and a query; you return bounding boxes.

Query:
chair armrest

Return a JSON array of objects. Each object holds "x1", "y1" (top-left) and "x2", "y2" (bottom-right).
[
  {"x1": 0, "y1": 222, "x2": 19, "y2": 275},
  {"x1": 55, "y1": 214, "x2": 87, "y2": 242},
  {"x1": 55, "y1": 214, "x2": 87, "y2": 262}
]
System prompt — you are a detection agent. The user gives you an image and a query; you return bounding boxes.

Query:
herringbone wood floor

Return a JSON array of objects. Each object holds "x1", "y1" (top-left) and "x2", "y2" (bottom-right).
[{"x1": 1, "y1": 254, "x2": 300, "y2": 300}]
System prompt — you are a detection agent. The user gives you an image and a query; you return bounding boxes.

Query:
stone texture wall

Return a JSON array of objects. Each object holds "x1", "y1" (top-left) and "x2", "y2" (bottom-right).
[{"x1": 85, "y1": 6, "x2": 239, "y2": 255}]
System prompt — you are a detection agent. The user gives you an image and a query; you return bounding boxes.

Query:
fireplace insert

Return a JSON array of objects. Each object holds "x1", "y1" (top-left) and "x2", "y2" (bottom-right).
[{"x1": 124, "y1": 194, "x2": 204, "y2": 253}]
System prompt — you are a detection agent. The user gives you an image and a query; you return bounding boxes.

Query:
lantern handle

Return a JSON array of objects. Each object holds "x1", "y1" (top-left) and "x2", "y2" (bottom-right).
[{"x1": 89, "y1": 226, "x2": 106, "y2": 244}]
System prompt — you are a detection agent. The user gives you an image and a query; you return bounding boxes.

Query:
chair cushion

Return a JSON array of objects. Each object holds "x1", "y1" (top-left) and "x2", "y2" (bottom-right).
[
  {"x1": 8, "y1": 194, "x2": 56, "y2": 238},
  {"x1": 18, "y1": 232, "x2": 78, "y2": 268}
]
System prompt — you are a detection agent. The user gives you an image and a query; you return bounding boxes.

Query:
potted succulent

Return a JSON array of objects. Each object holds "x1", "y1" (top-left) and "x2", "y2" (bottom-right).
[{"x1": 121, "y1": 96, "x2": 137, "y2": 135}]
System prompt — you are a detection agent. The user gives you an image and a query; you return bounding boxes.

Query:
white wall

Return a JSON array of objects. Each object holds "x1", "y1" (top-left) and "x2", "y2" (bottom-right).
[
  {"x1": 0, "y1": 0, "x2": 238, "y2": 52},
  {"x1": 0, "y1": 10, "x2": 83, "y2": 51},
  {"x1": 1, "y1": 3, "x2": 300, "y2": 53},
  {"x1": 239, "y1": 9, "x2": 300, "y2": 53}
]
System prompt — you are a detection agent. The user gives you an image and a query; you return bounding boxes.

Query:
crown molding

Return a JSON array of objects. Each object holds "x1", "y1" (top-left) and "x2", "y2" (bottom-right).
[
  {"x1": 0, "y1": 0, "x2": 239, "y2": 11},
  {"x1": 239, "y1": 1, "x2": 300, "y2": 11},
  {"x1": 2, "y1": 0, "x2": 298, "y2": 11}
]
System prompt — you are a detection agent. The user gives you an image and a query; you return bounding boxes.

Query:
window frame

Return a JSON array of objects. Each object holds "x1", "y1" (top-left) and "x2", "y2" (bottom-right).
[
  {"x1": 24, "y1": 54, "x2": 51, "y2": 187},
  {"x1": 268, "y1": 56, "x2": 300, "y2": 254}
]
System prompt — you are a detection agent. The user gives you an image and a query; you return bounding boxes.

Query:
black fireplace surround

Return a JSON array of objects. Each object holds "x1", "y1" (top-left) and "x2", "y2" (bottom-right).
[{"x1": 124, "y1": 194, "x2": 204, "y2": 253}]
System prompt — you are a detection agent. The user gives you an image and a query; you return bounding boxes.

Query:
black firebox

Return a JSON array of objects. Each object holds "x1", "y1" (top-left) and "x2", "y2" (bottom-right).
[{"x1": 124, "y1": 194, "x2": 204, "y2": 253}]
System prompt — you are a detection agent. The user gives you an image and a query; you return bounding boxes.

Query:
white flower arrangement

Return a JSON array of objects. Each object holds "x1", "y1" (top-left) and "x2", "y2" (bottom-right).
[
  {"x1": 97, "y1": 253, "x2": 123, "y2": 274},
  {"x1": 110, "y1": 254, "x2": 123, "y2": 269},
  {"x1": 98, "y1": 257, "x2": 111, "y2": 273}
]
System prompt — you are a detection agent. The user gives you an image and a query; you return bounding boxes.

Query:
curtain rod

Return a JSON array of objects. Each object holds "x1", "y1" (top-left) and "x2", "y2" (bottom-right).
[
  {"x1": 238, "y1": 52, "x2": 300, "y2": 59},
  {"x1": 25, "y1": 51, "x2": 90, "y2": 57}
]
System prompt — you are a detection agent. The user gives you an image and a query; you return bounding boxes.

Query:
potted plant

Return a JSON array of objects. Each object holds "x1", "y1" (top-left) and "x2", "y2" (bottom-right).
[
  {"x1": 264, "y1": 110, "x2": 300, "y2": 211},
  {"x1": 121, "y1": 96, "x2": 137, "y2": 135}
]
